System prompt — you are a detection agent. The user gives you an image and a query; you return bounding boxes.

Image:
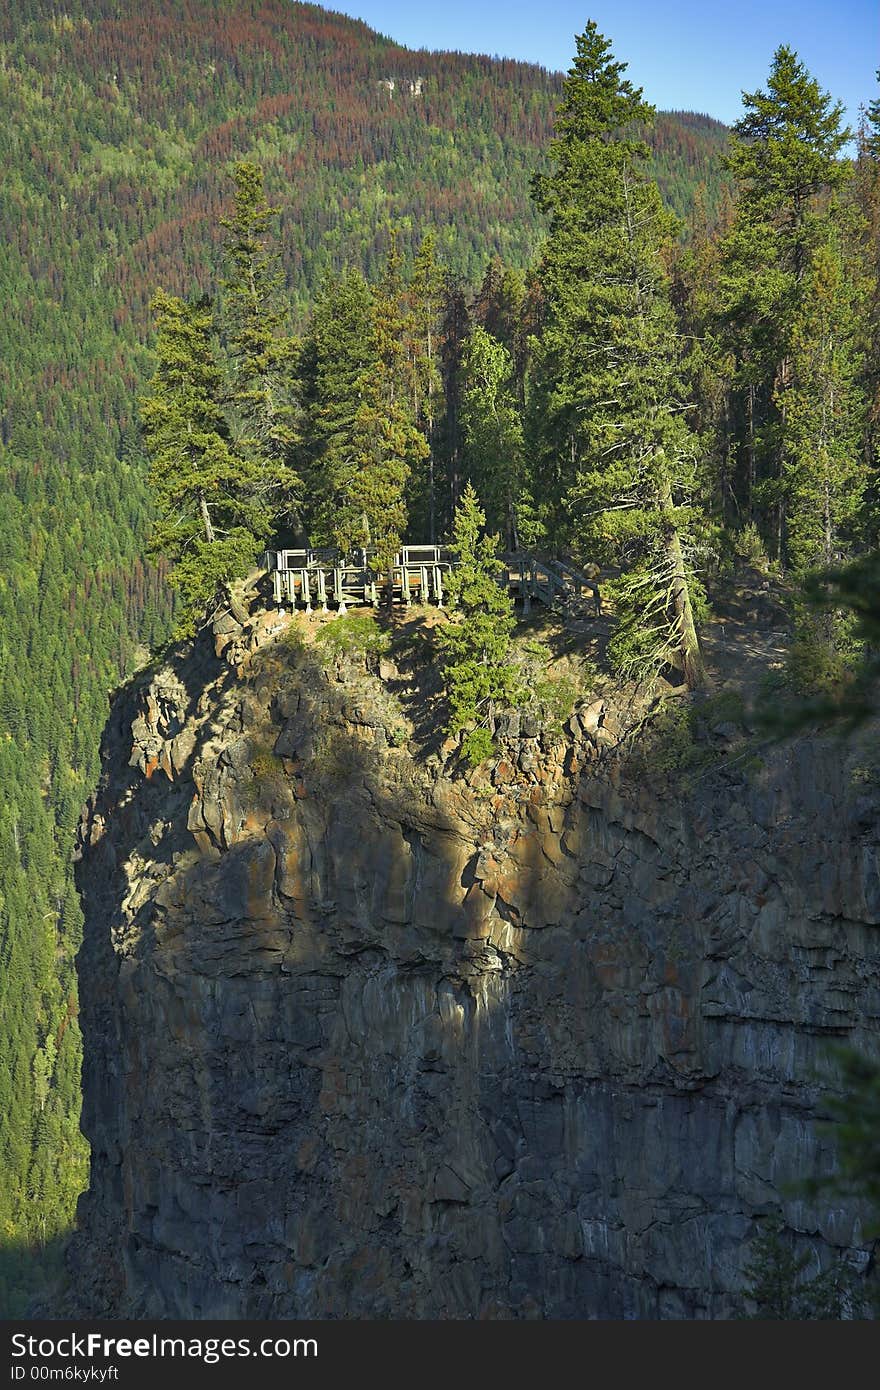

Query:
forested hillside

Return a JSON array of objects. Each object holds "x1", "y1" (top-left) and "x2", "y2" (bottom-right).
[{"x1": 0, "y1": 1, "x2": 733, "y2": 1316}]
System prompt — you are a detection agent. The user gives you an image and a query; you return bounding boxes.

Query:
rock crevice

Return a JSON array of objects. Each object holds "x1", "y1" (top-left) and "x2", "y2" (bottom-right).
[{"x1": 68, "y1": 618, "x2": 880, "y2": 1318}]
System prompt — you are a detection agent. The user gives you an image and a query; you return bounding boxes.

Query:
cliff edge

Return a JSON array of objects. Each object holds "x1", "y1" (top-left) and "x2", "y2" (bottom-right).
[{"x1": 66, "y1": 597, "x2": 880, "y2": 1317}]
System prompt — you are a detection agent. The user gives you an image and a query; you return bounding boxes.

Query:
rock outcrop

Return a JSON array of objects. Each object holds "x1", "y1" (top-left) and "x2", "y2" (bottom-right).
[{"x1": 68, "y1": 607, "x2": 880, "y2": 1318}]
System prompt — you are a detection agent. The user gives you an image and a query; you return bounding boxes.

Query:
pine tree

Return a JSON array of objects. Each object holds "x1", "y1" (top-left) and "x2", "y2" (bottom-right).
[
  {"x1": 777, "y1": 231, "x2": 866, "y2": 573},
  {"x1": 530, "y1": 22, "x2": 708, "y2": 688},
  {"x1": 741, "y1": 1216, "x2": 855, "y2": 1319},
  {"x1": 853, "y1": 75, "x2": 880, "y2": 514},
  {"x1": 301, "y1": 265, "x2": 424, "y2": 562},
  {"x1": 407, "y1": 231, "x2": 447, "y2": 541},
  {"x1": 459, "y1": 326, "x2": 524, "y2": 549},
  {"x1": 299, "y1": 268, "x2": 379, "y2": 541},
  {"x1": 220, "y1": 161, "x2": 303, "y2": 539},
  {"x1": 333, "y1": 372, "x2": 426, "y2": 571},
  {"x1": 140, "y1": 291, "x2": 270, "y2": 626},
  {"x1": 716, "y1": 47, "x2": 853, "y2": 552},
  {"x1": 436, "y1": 483, "x2": 520, "y2": 763}
]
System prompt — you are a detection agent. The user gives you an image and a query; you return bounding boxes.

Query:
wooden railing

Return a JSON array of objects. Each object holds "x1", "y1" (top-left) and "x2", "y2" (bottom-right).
[{"x1": 264, "y1": 547, "x2": 600, "y2": 615}]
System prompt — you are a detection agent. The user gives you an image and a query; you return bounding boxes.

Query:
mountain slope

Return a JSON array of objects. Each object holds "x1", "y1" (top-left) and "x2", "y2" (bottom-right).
[{"x1": 0, "y1": 0, "x2": 730, "y2": 1314}]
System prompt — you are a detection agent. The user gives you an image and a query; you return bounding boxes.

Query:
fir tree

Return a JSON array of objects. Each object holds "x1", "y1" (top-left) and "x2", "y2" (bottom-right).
[
  {"x1": 460, "y1": 326, "x2": 524, "y2": 549},
  {"x1": 716, "y1": 47, "x2": 853, "y2": 552},
  {"x1": 140, "y1": 290, "x2": 269, "y2": 626},
  {"x1": 742, "y1": 1216, "x2": 857, "y2": 1319},
  {"x1": 776, "y1": 231, "x2": 866, "y2": 573},
  {"x1": 438, "y1": 278, "x2": 471, "y2": 530},
  {"x1": 220, "y1": 161, "x2": 303, "y2": 539},
  {"x1": 299, "y1": 268, "x2": 380, "y2": 541},
  {"x1": 333, "y1": 371, "x2": 426, "y2": 571},
  {"x1": 301, "y1": 264, "x2": 425, "y2": 562},
  {"x1": 436, "y1": 483, "x2": 520, "y2": 762},
  {"x1": 407, "y1": 231, "x2": 447, "y2": 541},
  {"x1": 530, "y1": 22, "x2": 708, "y2": 688},
  {"x1": 853, "y1": 75, "x2": 880, "y2": 514}
]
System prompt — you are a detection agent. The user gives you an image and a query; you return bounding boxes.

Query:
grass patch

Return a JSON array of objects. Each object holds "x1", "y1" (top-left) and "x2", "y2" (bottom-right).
[
  {"x1": 513, "y1": 632, "x2": 593, "y2": 737},
  {"x1": 315, "y1": 610, "x2": 391, "y2": 662},
  {"x1": 241, "y1": 738, "x2": 287, "y2": 809}
]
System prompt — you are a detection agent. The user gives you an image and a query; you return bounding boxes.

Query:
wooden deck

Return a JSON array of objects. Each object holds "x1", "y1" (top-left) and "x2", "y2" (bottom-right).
[{"x1": 264, "y1": 545, "x2": 600, "y2": 615}]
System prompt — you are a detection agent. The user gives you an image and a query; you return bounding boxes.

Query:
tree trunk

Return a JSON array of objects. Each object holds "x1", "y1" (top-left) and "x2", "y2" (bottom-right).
[
  {"x1": 659, "y1": 472, "x2": 706, "y2": 690},
  {"x1": 199, "y1": 491, "x2": 215, "y2": 544}
]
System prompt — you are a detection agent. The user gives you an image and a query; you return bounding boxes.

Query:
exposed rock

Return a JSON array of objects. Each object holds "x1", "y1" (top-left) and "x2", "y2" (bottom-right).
[{"x1": 67, "y1": 620, "x2": 880, "y2": 1319}]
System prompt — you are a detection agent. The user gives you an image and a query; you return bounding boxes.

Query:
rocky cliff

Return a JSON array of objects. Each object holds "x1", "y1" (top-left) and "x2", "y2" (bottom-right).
[{"x1": 67, "y1": 600, "x2": 880, "y2": 1318}]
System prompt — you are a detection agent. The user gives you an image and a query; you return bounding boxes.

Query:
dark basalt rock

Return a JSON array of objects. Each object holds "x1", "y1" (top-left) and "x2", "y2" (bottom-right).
[{"x1": 66, "y1": 612, "x2": 880, "y2": 1319}]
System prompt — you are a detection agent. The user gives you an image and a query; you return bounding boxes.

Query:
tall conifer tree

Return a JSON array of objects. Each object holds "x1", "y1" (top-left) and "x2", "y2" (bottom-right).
[
  {"x1": 530, "y1": 22, "x2": 708, "y2": 688},
  {"x1": 436, "y1": 483, "x2": 520, "y2": 762},
  {"x1": 220, "y1": 162, "x2": 303, "y2": 537},
  {"x1": 140, "y1": 291, "x2": 270, "y2": 626},
  {"x1": 716, "y1": 47, "x2": 853, "y2": 553},
  {"x1": 460, "y1": 326, "x2": 524, "y2": 550},
  {"x1": 776, "y1": 231, "x2": 866, "y2": 572}
]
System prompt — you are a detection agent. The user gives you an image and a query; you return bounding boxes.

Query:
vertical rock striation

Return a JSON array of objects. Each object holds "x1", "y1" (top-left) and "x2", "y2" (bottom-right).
[{"x1": 68, "y1": 613, "x2": 880, "y2": 1317}]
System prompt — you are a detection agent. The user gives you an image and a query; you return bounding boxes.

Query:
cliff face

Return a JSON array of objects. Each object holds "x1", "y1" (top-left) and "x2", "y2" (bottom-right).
[{"x1": 69, "y1": 606, "x2": 880, "y2": 1318}]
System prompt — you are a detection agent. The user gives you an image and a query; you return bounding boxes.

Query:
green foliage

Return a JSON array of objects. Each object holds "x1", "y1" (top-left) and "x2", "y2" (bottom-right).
[
  {"x1": 816, "y1": 1049, "x2": 880, "y2": 1233},
  {"x1": 436, "y1": 484, "x2": 521, "y2": 737},
  {"x1": 460, "y1": 728, "x2": 495, "y2": 767},
  {"x1": 713, "y1": 45, "x2": 861, "y2": 563},
  {"x1": 141, "y1": 290, "x2": 270, "y2": 628},
  {"x1": 281, "y1": 618, "x2": 308, "y2": 655},
  {"x1": 513, "y1": 633, "x2": 589, "y2": 736},
  {"x1": 460, "y1": 326, "x2": 525, "y2": 549},
  {"x1": 0, "y1": 1, "x2": 741, "y2": 1316},
  {"x1": 529, "y1": 22, "x2": 709, "y2": 689},
  {"x1": 778, "y1": 232, "x2": 867, "y2": 574},
  {"x1": 741, "y1": 1216, "x2": 860, "y2": 1319},
  {"x1": 315, "y1": 611, "x2": 391, "y2": 662},
  {"x1": 785, "y1": 605, "x2": 861, "y2": 699},
  {"x1": 220, "y1": 161, "x2": 304, "y2": 535},
  {"x1": 299, "y1": 266, "x2": 425, "y2": 561},
  {"x1": 529, "y1": 675, "x2": 581, "y2": 736},
  {"x1": 241, "y1": 739, "x2": 286, "y2": 810},
  {"x1": 733, "y1": 522, "x2": 772, "y2": 571}
]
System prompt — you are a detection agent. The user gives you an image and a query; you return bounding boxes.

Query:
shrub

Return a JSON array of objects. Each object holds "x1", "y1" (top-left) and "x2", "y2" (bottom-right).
[
  {"x1": 315, "y1": 610, "x2": 390, "y2": 662},
  {"x1": 733, "y1": 521, "x2": 771, "y2": 572},
  {"x1": 461, "y1": 727, "x2": 495, "y2": 766}
]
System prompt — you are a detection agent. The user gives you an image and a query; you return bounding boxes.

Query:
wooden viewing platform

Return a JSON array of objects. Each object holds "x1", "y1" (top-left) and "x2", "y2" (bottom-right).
[{"x1": 264, "y1": 546, "x2": 601, "y2": 616}]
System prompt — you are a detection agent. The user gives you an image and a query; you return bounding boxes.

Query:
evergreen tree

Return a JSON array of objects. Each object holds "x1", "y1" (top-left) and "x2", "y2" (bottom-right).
[
  {"x1": 407, "y1": 231, "x2": 447, "y2": 541},
  {"x1": 436, "y1": 483, "x2": 520, "y2": 763},
  {"x1": 140, "y1": 290, "x2": 270, "y2": 626},
  {"x1": 853, "y1": 76, "x2": 880, "y2": 515},
  {"x1": 741, "y1": 1216, "x2": 856, "y2": 1319},
  {"x1": 220, "y1": 161, "x2": 303, "y2": 538},
  {"x1": 299, "y1": 268, "x2": 379, "y2": 541},
  {"x1": 460, "y1": 326, "x2": 525, "y2": 549},
  {"x1": 437, "y1": 278, "x2": 471, "y2": 531},
  {"x1": 301, "y1": 265, "x2": 424, "y2": 562},
  {"x1": 776, "y1": 231, "x2": 866, "y2": 573},
  {"x1": 716, "y1": 47, "x2": 853, "y2": 552},
  {"x1": 530, "y1": 22, "x2": 708, "y2": 688}
]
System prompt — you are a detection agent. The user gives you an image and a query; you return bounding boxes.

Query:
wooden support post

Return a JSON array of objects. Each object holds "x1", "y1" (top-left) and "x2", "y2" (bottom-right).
[
  {"x1": 300, "y1": 569, "x2": 311, "y2": 613},
  {"x1": 316, "y1": 569, "x2": 328, "y2": 613},
  {"x1": 402, "y1": 566, "x2": 411, "y2": 605},
  {"x1": 273, "y1": 570, "x2": 282, "y2": 607},
  {"x1": 334, "y1": 567, "x2": 347, "y2": 614},
  {"x1": 420, "y1": 565, "x2": 428, "y2": 603}
]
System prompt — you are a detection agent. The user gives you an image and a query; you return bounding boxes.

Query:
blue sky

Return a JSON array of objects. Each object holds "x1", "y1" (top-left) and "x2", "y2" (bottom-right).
[{"x1": 328, "y1": 1, "x2": 878, "y2": 136}]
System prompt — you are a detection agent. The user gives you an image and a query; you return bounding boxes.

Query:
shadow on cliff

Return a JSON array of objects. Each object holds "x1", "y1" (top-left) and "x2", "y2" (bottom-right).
[
  {"x1": 71, "y1": 618, "x2": 563, "y2": 1317},
  {"x1": 0, "y1": 1230, "x2": 69, "y2": 1319}
]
